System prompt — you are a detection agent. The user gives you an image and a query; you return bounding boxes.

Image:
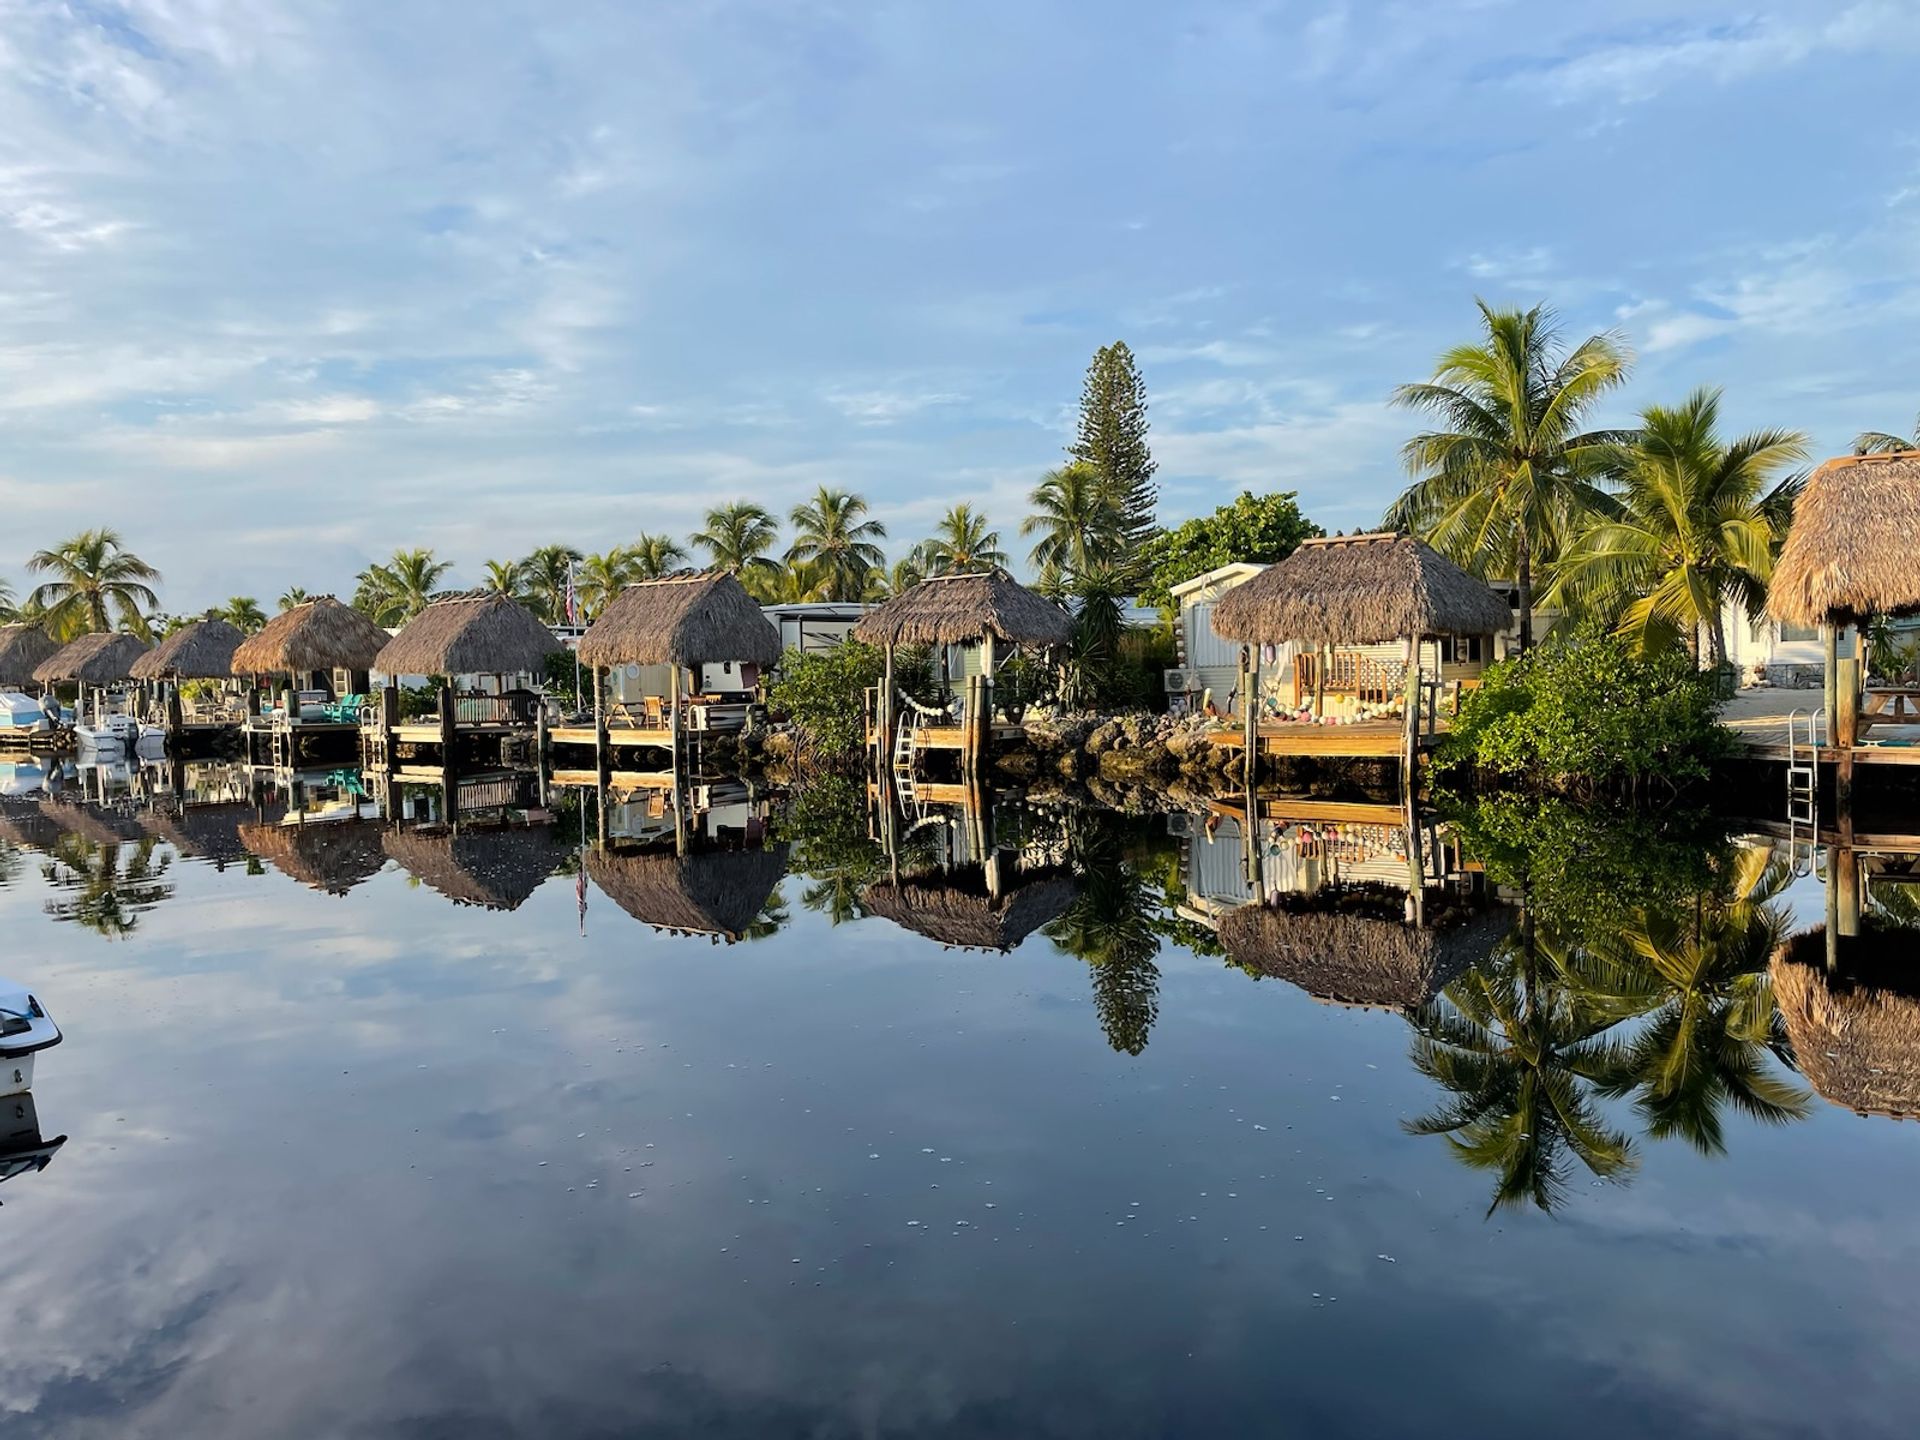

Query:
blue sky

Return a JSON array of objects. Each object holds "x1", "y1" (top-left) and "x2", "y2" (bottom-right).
[{"x1": 2, "y1": 0, "x2": 1917, "y2": 612}]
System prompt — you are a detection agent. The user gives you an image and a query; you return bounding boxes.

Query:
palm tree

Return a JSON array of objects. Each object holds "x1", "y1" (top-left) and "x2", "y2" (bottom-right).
[
  {"x1": 923, "y1": 504, "x2": 1008, "y2": 575},
  {"x1": 481, "y1": 559, "x2": 525, "y2": 600},
  {"x1": 1023, "y1": 461, "x2": 1122, "y2": 577},
  {"x1": 1547, "y1": 389, "x2": 1806, "y2": 666},
  {"x1": 0, "y1": 577, "x2": 16, "y2": 622},
  {"x1": 630, "y1": 532, "x2": 689, "y2": 580},
  {"x1": 787, "y1": 487, "x2": 887, "y2": 602},
  {"x1": 576, "y1": 547, "x2": 640, "y2": 619},
  {"x1": 1854, "y1": 410, "x2": 1920, "y2": 455},
  {"x1": 354, "y1": 548, "x2": 450, "y2": 626},
  {"x1": 1386, "y1": 302, "x2": 1635, "y2": 651},
  {"x1": 1592, "y1": 846, "x2": 1810, "y2": 1154},
  {"x1": 865, "y1": 549, "x2": 930, "y2": 601},
  {"x1": 221, "y1": 596, "x2": 267, "y2": 634},
  {"x1": 763, "y1": 559, "x2": 828, "y2": 603},
  {"x1": 1405, "y1": 927, "x2": 1637, "y2": 1214},
  {"x1": 27, "y1": 528, "x2": 162, "y2": 639},
  {"x1": 277, "y1": 586, "x2": 310, "y2": 612},
  {"x1": 519, "y1": 545, "x2": 584, "y2": 626},
  {"x1": 692, "y1": 502, "x2": 781, "y2": 585},
  {"x1": 1058, "y1": 560, "x2": 1131, "y2": 709}
]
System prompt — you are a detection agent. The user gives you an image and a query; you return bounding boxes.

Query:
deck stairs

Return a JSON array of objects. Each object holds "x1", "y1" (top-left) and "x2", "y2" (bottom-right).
[{"x1": 1785, "y1": 709, "x2": 1822, "y2": 876}]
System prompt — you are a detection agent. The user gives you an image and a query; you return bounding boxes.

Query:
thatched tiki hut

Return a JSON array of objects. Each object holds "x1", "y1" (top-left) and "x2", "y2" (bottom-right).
[
  {"x1": 1768, "y1": 451, "x2": 1920, "y2": 745},
  {"x1": 1773, "y1": 928, "x2": 1920, "y2": 1120},
  {"x1": 370, "y1": 593, "x2": 562, "y2": 755},
  {"x1": 131, "y1": 616, "x2": 246, "y2": 734},
  {"x1": 852, "y1": 570, "x2": 1072, "y2": 774},
  {"x1": 575, "y1": 571, "x2": 782, "y2": 763},
  {"x1": 585, "y1": 842, "x2": 789, "y2": 942},
  {"x1": 230, "y1": 596, "x2": 388, "y2": 713},
  {"x1": 1217, "y1": 899, "x2": 1510, "y2": 1011},
  {"x1": 1210, "y1": 532, "x2": 1511, "y2": 774},
  {"x1": 860, "y1": 869, "x2": 1081, "y2": 953},
  {"x1": 0, "y1": 624, "x2": 59, "y2": 692},
  {"x1": 382, "y1": 824, "x2": 564, "y2": 911},
  {"x1": 33, "y1": 632, "x2": 152, "y2": 730}
]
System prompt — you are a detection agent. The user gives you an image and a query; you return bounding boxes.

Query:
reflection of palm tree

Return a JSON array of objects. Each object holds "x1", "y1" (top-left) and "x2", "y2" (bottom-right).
[
  {"x1": 39, "y1": 835, "x2": 175, "y2": 937},
  {"x1": 1044, "y1": 818, "x2": 1161, "y2": 1056},
  {"x1": 740, "y1": 882, "x2": 788, "y2": 942},
  {"x1": 1593, "y1": 847, "x2": 1810, "y2": 1153},
  {"x1": 1406, "y1": 922, "x2": 1636, "y2": 1214},
  {"x1": 801, "y1": 871, "x2": 868, "y2": 926}
]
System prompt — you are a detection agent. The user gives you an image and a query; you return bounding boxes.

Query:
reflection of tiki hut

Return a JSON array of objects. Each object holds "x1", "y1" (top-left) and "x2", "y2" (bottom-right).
[
  {"x1": 382, "y1": 826, "x2": 564, "y2": 911},
  {"x1": 1218, "y1": 897, "x2": 1511, "y2": 1010},
  {"x1": 33, "y1": 632, "x2": 151, "y2": 687},
  {"x1": 0, "y1": 802, "x2": 63, "y2": 853},
  {"x1": 373, "y1": 593, "x2": 561, "y2": 680},
  {"x1": 238, "y1": 819, "x2": 387, "y2": 895},
  {"x1": 143, "y1": 803, "x2": 254, "y2": 865},
  {"x1": 1769, "y1": 453, "x2": 1920, "y2": 630},
  {"x1": 586, "y1": 843, "x2": 789, "y2": 941},
  {"x1": 859, "y1": 870, "x2": 1081, "y2": 953},
  {"x1": 131, "y1": 618, "x2": 246, "y2": 680},
  {"x1": 0, "y1": 625, "x2": 59, "y2": 689},
  {"x1": 43, "y1": 799, "x2": 149, "y2": 847},
  {"x1": 1772, "y1": 929, "x2": 1920, "y2": 1119},
  {"x1": 231, "y1": 597, "x2": 388, "y2": 682}
]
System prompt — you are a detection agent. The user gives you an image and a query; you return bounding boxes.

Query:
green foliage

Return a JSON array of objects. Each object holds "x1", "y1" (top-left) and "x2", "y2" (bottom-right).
[
  {"x1": 26, "y1": 528, "x2": 162, "y2": 639},
  {"x1": 398, "y1": 682, "x2": 442, "y2": 721},
  {"x1": 1435, "y1": 625, "x2": 1732, "y2": 793},
  {"x1": 542, "y1": 649, "x2": 582, "y2": 711},
  {"x1": 921, "y1": 504, "x2": 1007, "y2": 575},
  {"x1": 1023, "y1": 460, "x2": 1124, "y2": 577},
  {"x1": 786, "y1": 487, "x2": 887, "y2": 601},
  {"x1": 1071, "y1": 340, "x2": 1157, "y2": 553},
  {"x1": 1445, "y1": 792, "x2": 1726, "y2": 938},
  {"x1": 769, "y1": 640, "x2": 898, "y2": 757},
  {"x1": 1135, "y1": 490, "x2": 1323, "y2": 613}
]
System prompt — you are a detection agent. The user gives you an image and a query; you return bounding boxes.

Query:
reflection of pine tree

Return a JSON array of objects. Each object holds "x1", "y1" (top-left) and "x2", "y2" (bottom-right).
[
  {"x1": 39, "y1": 835, "x2": 175, "y2": 938},
  {"x1": 1592, "y1": 846, "x2": 1809, "y2": 1153},
  {"x1": 1045, "y1": 816, "x2": 1162, "y2": 1056},
  {"x1": 1406, "y1": 916, "x2": 1636, "y2": 1215}
]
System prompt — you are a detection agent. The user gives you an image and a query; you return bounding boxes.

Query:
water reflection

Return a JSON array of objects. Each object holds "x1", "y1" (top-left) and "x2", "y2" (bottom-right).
[{"x1": 0, "y1": 1092, "x2": 63, "y2": 1203}]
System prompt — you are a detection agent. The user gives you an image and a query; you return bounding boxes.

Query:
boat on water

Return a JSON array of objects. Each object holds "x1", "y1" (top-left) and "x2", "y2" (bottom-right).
[
  {"x1": 73, "y1": 712, "x2": 164, "y2": 757},
  {"x1": 0, "y1": 980, "x2": 62, "y2": 1097},
  {"x1": 0, "y1": 1094, "x2": 65, "y2": 1200}
]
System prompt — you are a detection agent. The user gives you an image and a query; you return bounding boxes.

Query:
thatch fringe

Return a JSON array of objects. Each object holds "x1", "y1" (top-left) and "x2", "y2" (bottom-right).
[
  {"x1": 231, "y1": 597, "x2": 389, "y2": 676},
  {"x1": 853, "y1": 570, "x2": 1072, "y2": 648},
  {"x1": 1218, "y1": 898, "x2": 1511, "y2": 1010},
  {"x1": 1211, "y1": 532, "x2": 1511, "y2": 646},
  {"x1": 374, "y1": 593, "x2": 561, "y2": 678},
  {"x1": 0, "y1": 801, "x2": 64, "y2": 852},
  {"x1": 131, "y1": 617, "x2": 246, "y2": 680},
  {"x1": 1768, "y1": 452, "x2": 1920, "y2": 627},
  {"x1": 382, "y1": 825, "x2": 564, "y2": 910},
  {"x1": 33, "y1": 632, "x2": 150, "y2": 686},
  {"x1": 142, "y1": 803, "x2": 255, "y2": 864},
  {"x1": 0, "y1": 625, "x2": 59, "y2": 688},
  {"x1": 42, "y1": 798, "x2": 149, "y2": 847},
  {"x1": 586, "y1": 843, "x2": 789, "y2": 940},
  {"x1": 237, "y1": 819, "x2": 387, "y2": 894},
  {"x1": 1772, "y1": 928, "x2": 1920, "y2": 1118},
  {"x1": 577, "y1": 572, "x2": 781, "y2": 670},
  {"x1": 859, "y1": 870, "x2": 1081, "y2": 952}
]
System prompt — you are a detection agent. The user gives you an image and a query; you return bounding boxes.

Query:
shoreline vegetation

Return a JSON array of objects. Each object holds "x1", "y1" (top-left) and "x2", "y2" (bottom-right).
[{"x1": 5, "y1": 306, "x2": 1914, "y2": 792}]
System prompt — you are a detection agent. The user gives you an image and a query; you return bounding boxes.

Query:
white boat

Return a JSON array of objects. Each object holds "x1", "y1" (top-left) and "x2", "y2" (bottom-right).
[
  {"x1": 0, "y1": 692, "x2": 53, "y2": 734},
  {"x1": 0, "y1": 980, "x2": 62, "y2": 1097},
  {"x1": 74, "y1": 713, "x2": 164, "y2": 756}
]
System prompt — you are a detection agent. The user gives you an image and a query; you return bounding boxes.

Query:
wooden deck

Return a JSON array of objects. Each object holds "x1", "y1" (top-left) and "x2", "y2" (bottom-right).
[
  {"x1": 1207, "y1": 796, "x2": 1411, "y2": 827},
  {"x1": 1207, "y1": 721, "x2": 1439, "y2": 758},
  {"x1": 387, "y1": 722, "x2": 528, "y2": 742},
  {"x1": 550, "y1": 724, "x2": 674, "y2": 749}
]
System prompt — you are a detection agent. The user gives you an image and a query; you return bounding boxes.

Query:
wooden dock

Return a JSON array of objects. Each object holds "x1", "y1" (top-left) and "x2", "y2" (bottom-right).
[{"x1": 1208, "y1": 720, "x2": 1440, "y2": 759}]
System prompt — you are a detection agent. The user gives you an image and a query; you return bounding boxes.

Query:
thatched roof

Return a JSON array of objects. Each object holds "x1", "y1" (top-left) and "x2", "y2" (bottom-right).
[
  {"x1": 0, "y1": 625, "x2": 59, "y2": 688},
  {"x1": 586, "y1": 843, "x2": 789, "y2": 941},
  {"x1": 231, "y1": 597, "x2": 388, "y2": 676},
  {"x1": 1768, "y1": 452, "x2": 1920, "y2": 627},
  {"x1": 1773, "y1": 928, "x2": 1920, "y2": 1118},
  {"x1": 1218, "y1": 900, "x2": 1511, "y2": 1010},
  {"x1": 382, "y1": 825, "x2": 564, "y2": 911},
  {"x1": 859, "y1": 871, "x2": 1081, "y2": 953},
  {"x1": 853, "y1": 570, "x2": 1073, "y2": 648},
  {"x1": 131, "y1": 617, "x2": 245, "y2": 680},
  {"x1": 374, "y1": 594, "x2": 561, "y2": 678},
  {"x1": 577, "y1": 572, "x2": 781, "y2": 671},
  {"x1": 238, "y1": 819, "x2": 387, "y2": 895},
  {"x1": 1211, "y1": 532, "x2": 1512, "y2": 646},
  {"x1": 33, "y1": 631, "x2": 150, "y2": 685}
]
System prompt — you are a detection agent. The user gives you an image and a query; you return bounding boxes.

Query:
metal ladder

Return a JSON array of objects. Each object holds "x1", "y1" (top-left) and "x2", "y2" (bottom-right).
[
  {"x1": 1785, "y1": 708, "x2": 1822, "y2": 876},
  {"x1": 891, "y1": 714, "x2": 919, "y2": 808}
]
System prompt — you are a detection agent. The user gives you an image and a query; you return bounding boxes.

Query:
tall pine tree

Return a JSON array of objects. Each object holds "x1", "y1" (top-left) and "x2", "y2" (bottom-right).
[{"x1": 1070, "y1": 341, "x2": 1158, "y2": 555}]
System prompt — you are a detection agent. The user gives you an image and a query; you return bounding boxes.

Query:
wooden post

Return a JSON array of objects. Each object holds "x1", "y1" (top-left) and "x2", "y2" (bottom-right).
[
  {"x1": 535, "y1": 703, "x2": 550, "y2": 807},
  {"x1": 592, "y1": 665, "x2": 609, "y2": 786},
  {"x1": 1836, "y1": 655, "x2": 1860, "y2": 819},
  {"x1": 439, "y1": 681, "x2": 458, "y2": 785},
  {"x1": 165, "y1": 683, "x2": 183, "y2": 749},
  {"x1": 1822, "y1": 622, "x2": 1838, "y2": 741},
  {"x1": 881, "y1": 644, "x2": 896, "y2": 767},
  {"x1": 380, "y1": 683, "x2": 399, "y2": 769},
  {"x1": 982, "y1": 632, "x2": 998, "y2": 737},
  {"x1": 1239, "y1": 646, "x2": 1257, "y2": 795},
  {"x1": 1313, "y1": 643, "x2": 1327, "y2": 719}
]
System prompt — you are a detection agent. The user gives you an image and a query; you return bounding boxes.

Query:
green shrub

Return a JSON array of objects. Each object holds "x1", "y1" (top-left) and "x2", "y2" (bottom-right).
[
  {"x1": 1435, "y1": 624, "x2": 1731, "y2": 794},
  {"x1": 769, "y1": 640, "x2": 932, "y2": 758}
]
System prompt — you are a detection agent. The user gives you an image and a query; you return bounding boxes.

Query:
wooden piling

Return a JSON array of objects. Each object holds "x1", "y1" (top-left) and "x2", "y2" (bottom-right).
[{"x1": 1836, "y1": 655, "x2": 1860, "y2": 817}]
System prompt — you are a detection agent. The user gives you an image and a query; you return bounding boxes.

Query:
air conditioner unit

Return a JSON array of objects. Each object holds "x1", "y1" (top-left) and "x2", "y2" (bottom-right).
[{"x1": 1163, "y1": 667, "x2": 1193, "y2": 693}]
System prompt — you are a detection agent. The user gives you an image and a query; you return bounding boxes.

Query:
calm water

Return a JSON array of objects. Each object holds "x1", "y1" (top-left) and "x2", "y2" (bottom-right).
[{"x1": 1, "y1": 761, "x2": 1918, "y2": 1438}]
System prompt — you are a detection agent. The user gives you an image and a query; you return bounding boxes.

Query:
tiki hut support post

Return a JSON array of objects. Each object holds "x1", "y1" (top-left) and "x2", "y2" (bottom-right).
[
  {"x1": 1822, "y1": 622, "x2": 1838, "y2": 738},
  {"x1": 439, "y1": 681, "x2": 458, "y2": 785},
  {"x1": 593, "y1": 665, "x2": 609, "y2": 786},
  {"x1": 1836, "y1": 655, "x2": 1860, "y2": 814},
  {"x1": 1401, "y1": 635, "x2": 1420, "y2": 789},
  {"x1": 1314, "y1": 643, "x2": 1328, "y2": 719},
  {"x1": 880, "y1": 643, "x2": 896, "y2": 765},
  {"x1": 380, "y1": 683, "x2": 399, "y2": 765},
  {"x1": 1239, "y1": 645, "x2": 1257, "y2": 792},
  {"x1": 535, "y1": 705, "x2": 550, "y2": 806},
  {"x1": 166, "y1": 682, "x2": 183, "y2": 739}
]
